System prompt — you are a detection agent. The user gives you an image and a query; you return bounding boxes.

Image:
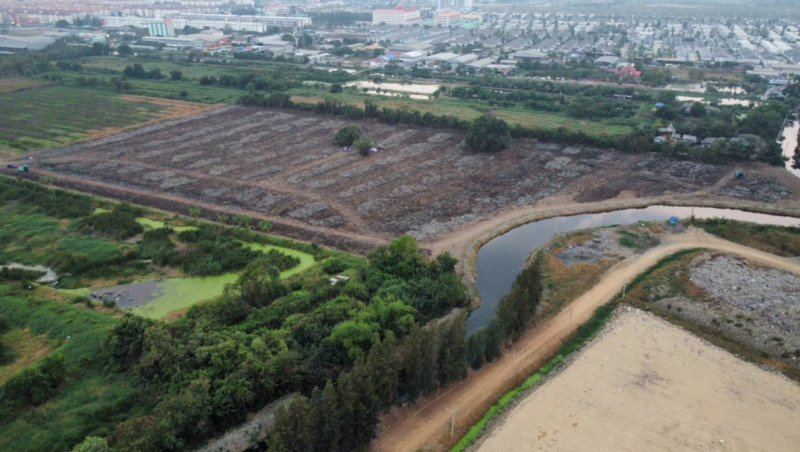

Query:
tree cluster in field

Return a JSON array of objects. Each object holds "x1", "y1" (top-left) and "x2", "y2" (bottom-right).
[
  {"x1": 96, "y1": 235, "x2": 470, "y2": 451},
  {"x1": 78, "y1": 203, "x2": 145, "y2": 240},
  {"x1": 199, "y1": 72, "x2": 298, "y2": 92},
  {"x1": 465, "y1": 114, "x2": 512, "y2": 153},
  {"x1": 122, "y1": 64, "x2": 165, "y2": 80}
]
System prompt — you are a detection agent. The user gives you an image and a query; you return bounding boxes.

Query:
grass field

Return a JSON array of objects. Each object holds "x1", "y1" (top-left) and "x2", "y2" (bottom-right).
[
  {"x1": 0, "y1": 209, "x2": 130, "y2": 268},
  {"x1": 0, "y1": 328, "x2": 52, "y2": 385},
  {"x1": 0, "y1": 85, "x2": 216, "y2": 153},
  {"x1": 0, "y1": 78, "x2": 47, "y2": 94},
  {"x1": 288, "y1": 87, "x2": 635, "y2": 138},
  {"x1": 135, "y1": 217, "x2": 198, "y2": 233},
  {"x1": 57, "y1": 70, "x2": 245, "y2": 104}
]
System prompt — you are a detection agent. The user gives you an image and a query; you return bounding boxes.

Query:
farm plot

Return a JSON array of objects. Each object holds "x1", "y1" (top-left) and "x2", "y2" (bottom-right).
[
  {"x1": 0, "y1": 85, "x2": 217, "y2": 153},
  {"x1": 478, "y1": 308, "x2": 800, "y2": 452},
  {"x1": 35, "y1": 107, "x2": 727, "y2": 246}
]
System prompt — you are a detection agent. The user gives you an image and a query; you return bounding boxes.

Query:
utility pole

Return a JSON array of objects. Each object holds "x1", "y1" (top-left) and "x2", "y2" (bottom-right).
[
  {"x1": 503, "y1": 349, "x2": 516, "y2": 379},
  {"x1": 568, "y1": 307, "x2": 573, "y2": 334},
  {"x1": 444, "y1": 406, "x2": 456, "y2": 437}
]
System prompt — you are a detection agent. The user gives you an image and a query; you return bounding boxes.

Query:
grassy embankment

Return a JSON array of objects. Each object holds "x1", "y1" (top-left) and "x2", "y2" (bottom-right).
[{"x1": 693, "y1": 218, "x2": 800, "y2": 257}]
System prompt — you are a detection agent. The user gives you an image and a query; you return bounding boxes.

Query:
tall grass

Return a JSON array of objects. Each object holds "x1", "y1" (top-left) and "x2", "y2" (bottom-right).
[{"x1": 0, "y1": 292, "x2": 144, "y2": 452}]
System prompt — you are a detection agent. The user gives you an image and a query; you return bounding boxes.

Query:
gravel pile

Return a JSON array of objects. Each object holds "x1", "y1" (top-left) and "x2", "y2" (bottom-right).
[
  {"x1": 670, "y1": 254, "x2": 800, "y2": 364},
  {"x1": 557, "y1": 228, "x2": 638, "y2": 267}
]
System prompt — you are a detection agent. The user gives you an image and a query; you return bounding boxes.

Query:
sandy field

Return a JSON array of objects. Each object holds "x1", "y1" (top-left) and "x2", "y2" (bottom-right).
[{"x1": 477, "y1": 308, "x2": 800, "y2": 452}]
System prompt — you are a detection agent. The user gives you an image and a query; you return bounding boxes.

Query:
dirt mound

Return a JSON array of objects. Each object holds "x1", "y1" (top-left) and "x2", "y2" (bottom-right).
[{"x1": 718, "y1": 177, "x2": 791, "y2": 202}]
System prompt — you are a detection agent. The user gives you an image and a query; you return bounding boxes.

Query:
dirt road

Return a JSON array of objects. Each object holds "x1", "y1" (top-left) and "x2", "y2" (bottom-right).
[{"x1": 372, "y1": 228, "x2": 800, "y2": 452}]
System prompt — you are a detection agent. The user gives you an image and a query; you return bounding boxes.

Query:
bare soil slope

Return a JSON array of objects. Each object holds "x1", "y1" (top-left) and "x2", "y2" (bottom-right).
[{"x1": 477, "y1": 308, "x2": 800, "y2": 452}]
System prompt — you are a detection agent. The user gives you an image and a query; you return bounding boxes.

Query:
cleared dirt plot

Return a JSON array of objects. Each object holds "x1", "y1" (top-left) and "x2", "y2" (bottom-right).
[
  {"x1": 0, "y1": 86, "x2": 217, "y2": 154},
  {"x1": 478, "y1": 308, "x2": 800, "y2": 452},
  {"x1": 34, "y1": 107, "x2": 729, "y2": 249}
]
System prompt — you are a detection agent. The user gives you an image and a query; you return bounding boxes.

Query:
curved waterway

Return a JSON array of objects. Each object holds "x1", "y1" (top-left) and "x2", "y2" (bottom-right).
[{"x1": 468, "y1": 205, "x2": 800, "y2": 333}]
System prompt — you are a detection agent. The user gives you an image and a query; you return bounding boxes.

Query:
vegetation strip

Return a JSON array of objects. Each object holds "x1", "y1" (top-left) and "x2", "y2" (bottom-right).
[{"x1": 451, "y1": 303, "x2": 616, "y2": 452}]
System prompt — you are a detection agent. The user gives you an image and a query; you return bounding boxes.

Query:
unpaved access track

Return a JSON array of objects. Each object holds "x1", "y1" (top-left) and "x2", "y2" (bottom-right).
[{"x1": 371, "y1": 228, "x2": 800, "y2": 452}]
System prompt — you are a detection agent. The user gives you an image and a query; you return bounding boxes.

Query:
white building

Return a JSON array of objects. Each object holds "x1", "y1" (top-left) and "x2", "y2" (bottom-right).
[
  {"x1": 434, "y1": 11, "x2": 461, "y2": 27},
  {"x1": 372, "y1": 4, "x2": 421, "y2": 26},
  {"x1": 148, "y1": 19, "x2": 175, "y2": 37},
  {"x1": 102, "y1": 12, "x2": 310, "y2": 33}
]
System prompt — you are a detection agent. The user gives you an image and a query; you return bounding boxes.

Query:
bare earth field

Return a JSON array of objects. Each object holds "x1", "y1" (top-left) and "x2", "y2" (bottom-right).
[
  {"x1": 477, "y1": 308, "x2": 800, "y2": 452},
  {"x1": 22, "y1": 105, "x2": 800, "y2": 254}
]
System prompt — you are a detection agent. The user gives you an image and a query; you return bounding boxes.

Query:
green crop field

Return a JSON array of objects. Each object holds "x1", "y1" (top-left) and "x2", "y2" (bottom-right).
[
  {"x1": 0, "y1": 84, "x2": 215, "y2": 153},
  {"x1": 0, "y1": 85, "x2": 168, "y2": 152}
]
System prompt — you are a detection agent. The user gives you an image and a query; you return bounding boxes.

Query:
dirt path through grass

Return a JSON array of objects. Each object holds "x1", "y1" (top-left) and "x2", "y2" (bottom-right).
[{"x1": 371, "y1": 228, "x2": 800, "y2": 452}]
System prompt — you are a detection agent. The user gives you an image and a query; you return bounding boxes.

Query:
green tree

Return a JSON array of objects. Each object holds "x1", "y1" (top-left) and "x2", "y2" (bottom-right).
[
  {"x1": 316, "y1": 380, "x2": 342, "y2": 451},
  {"x1": 329, "y1": 83, "x2": 343, "y2": 93},
  {"x1": 333, "y1": 125, "x2": 361, "y2": 146},
  {"x1": 365, "y1": 335, "x2": 400, "y2": 410},
  {"x1": 465, "y1": 114, "x2": 511, "y2": 153},
  {"x1": 70, "y1": 437, "x2": 110, "y2": 452},
  {"x1": 170, "y1": 70, "x2": 182, "y2": 81},
  {"x1": 236, "y1": 257, "x2": 286, "y2": 307},
  {"x1": 354, "y1": 138, "x2": 374, "y2": 156},
  {"x1": 269, "y1": 396, "x2": 312, "y2": 452},
  {"x1": 117, "y1": 44, "x2": 133, "y2": 57},
  {"x1": 437, "y1": 313, "x2": 468, "y2": 385}
]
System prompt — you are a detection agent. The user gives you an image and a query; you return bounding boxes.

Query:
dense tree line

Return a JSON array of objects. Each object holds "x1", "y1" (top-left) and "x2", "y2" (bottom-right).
[
  {"x1": 266, "y1": 313, "x2": 467, "y2": 452},
  {"x1": 98, "y1": 235, "x2": 468, "y2": 451},
  {"x1": 0, "y1": 41, "x2": 99, "y2": 77},
  {"x1": 466, "y1": 253, "x2": 545, "y2": 368},
  {"x1": 267, "y1": 251, "x2": 546, "y2": 450}
]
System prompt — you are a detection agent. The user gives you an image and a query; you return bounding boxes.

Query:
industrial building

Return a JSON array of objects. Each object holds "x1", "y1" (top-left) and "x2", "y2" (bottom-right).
[{"x1": 372, "y1": 4, "x2": 421, "y2": 26}]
